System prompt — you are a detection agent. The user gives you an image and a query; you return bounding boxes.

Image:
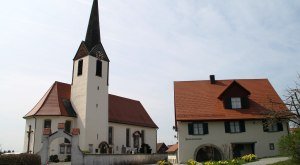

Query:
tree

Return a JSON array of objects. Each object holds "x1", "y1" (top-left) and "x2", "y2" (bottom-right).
[
  {"x1": 268, "y1": 75, "x2": 300, "y2": 162},
  {"x1": 285, "y1": 83, "x2": 300, "y2": 127},
  {"x1": 278, "y1": 129, "x2": 300, "y2": 162},
  {"x1": 263, "y1": 75, "x2": 300, "y2": 127}
]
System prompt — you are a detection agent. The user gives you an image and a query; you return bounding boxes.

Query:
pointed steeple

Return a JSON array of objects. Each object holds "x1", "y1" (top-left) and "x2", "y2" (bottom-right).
[
  {"x1": 85, "y1": 0, "x2": 100, "y2": 51},
  {"x1": 74, "y1": 0, "x2": 109, "y2": 62}
]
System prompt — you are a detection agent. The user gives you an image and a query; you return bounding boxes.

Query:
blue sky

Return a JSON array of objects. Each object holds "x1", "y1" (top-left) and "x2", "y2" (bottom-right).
[{"x1": 0, "y1": 0, "x2": 300, "y2": 152}]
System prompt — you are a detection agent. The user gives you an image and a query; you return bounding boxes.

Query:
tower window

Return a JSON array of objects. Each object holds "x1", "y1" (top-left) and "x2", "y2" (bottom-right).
[
  {"x1": 77, "y1": 60, "x2": 83, "y2": 76},
  {"x1": 96, "y1": 60, "x2": 102, "y2": 77}
]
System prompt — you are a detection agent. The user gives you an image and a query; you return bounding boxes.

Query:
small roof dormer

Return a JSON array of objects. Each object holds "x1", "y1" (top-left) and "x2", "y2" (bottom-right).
[
  {"x1": 218, "y1": 80, "x2": 251, "y2": 100},
  {"x1": 218, "y1": 80, "x2": 251, "y2": 109}
]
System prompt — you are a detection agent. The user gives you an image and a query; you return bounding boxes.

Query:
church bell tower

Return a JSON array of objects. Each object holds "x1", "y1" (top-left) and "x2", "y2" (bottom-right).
[{"x1": 71, "y1": 0, "x2": 109, "y2": 153}]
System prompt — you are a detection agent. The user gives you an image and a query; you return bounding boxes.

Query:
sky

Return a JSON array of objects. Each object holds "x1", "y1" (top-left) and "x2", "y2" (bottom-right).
[{"x1": 0, "y1": 0, "x2": 300, "y2": 152}]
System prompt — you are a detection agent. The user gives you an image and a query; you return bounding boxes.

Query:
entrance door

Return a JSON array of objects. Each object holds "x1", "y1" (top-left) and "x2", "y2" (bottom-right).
[{"x1": 232, "y1": 143, "x2": 255, "y2": 158}]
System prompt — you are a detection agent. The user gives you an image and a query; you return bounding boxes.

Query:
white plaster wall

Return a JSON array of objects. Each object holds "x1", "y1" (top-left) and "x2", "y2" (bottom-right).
[
  {"x1": 23, "y1": 117, "x2": 35, "y2": 153},
  {"x1": 71, "y1": 55, "x2": 109, "y2": 152},
  {"x1": 24, "y1": 116, "x2": 75, "y2": 154},
  {"x1": 108, "y1": 122, "x2": 157, "y2": 154},
  {"x1": 177, "y1": 120, "x2": 288, "y2": 163},
  {"x1": 85, "y1": 56, "x2": 108, "y2": 152},
  {"x1": 71, "y1": 56, "x2": 89, "y2": 150}
]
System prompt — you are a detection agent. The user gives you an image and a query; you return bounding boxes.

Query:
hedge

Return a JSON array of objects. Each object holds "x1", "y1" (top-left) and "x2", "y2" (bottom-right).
[{"x1": 0, "y1": 153, "x2": 41, "y2": 165}]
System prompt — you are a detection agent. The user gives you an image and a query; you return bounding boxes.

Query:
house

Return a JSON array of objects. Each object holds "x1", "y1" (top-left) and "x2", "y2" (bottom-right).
[
  {"x1": 23, "y1": 0, "x2": 158, "y2": 161},
  {"x1": 173, "y1": 75, "x2": 289, "y2": 163},
  {"x1": 166, "y1": 143, "x2": 178, "y2": 164},
  {"x1": 157, "y1": 143, "x2": 169, "y2": 154}
]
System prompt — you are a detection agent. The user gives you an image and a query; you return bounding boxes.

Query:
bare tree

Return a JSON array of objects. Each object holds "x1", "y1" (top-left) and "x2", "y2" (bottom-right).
[{"x1": 263, "y1": 75, "x2": 300, "y2": 128}]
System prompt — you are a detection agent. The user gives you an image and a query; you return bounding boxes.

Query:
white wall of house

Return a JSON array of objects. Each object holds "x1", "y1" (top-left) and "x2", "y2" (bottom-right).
[
  {"x1": 108, "y1": 122, "x2": 157, "y2": 154},
  {"x1": 23, "y1": 117, "x2": 157, "y2": 156},
  {"x1": 177, "y1": 120, "x2": 288, "y2": 163},
  {"x1": 23, "y1": 117, "x2": 35, "y2": 153},
  {"x1": 23, "y1": 116, "x2": 75, "y2": 155},
  {"x1": 71, "y1": 55, "x2": 109, "y2": 152}
]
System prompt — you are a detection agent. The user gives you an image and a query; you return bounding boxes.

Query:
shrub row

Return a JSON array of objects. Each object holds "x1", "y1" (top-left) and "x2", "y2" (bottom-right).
[{"x1": 0, "y1": 153, "x2": 40, "y2": 165}]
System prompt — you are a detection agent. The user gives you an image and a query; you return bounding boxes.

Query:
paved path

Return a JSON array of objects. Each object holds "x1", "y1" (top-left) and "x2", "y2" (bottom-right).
[
  {"x1": 245, "y1": 157, "x2": 289, "y2": 165},
  {"x1": 48, "y1": 162, "x2": 71, "y2": 165}
]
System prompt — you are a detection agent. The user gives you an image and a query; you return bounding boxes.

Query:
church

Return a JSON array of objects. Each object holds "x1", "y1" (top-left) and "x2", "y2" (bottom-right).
[{"x1": 23, "y1": 0, "x2": 158, "y2": 160}]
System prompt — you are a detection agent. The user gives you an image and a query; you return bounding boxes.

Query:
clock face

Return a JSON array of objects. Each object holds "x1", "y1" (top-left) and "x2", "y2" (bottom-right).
[{"x1": 95, "y1": 51, "x2": 104, "y2": 60}]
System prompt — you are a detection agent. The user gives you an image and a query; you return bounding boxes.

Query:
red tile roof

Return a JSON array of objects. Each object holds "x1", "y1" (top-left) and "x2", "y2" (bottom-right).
[
  {"x1": 24, "y1": 81, "x2": 157, "y2": 128},
  {"x1": 24, "y1": 81, "x2": 74, "y2": 117},
  {"x1": 174, "y1": 79, "x2": 287, "y2": 121},
  {"x1": 109, "y1": 94, "x2": 158, "y2": 128},
  {"x1": 166, "y1": 143, "x2": 178, "y2": 153}
]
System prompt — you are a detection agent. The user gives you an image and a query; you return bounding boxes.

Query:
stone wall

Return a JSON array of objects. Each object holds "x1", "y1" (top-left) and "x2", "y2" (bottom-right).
[{"x1": 84, "y1": 154, "x2": 167, "y2": 165}]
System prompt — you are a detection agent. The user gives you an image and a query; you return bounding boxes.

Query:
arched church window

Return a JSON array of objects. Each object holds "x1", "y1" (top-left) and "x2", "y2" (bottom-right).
[
  {"x1": 65, "y1": 121, "x2": 71, "y2": 133},
  {"x1": 77, "y1": 60, "x2": 83, "y2": 76},
  {"x1": 96, "y1": 60, "x2": 102, "y2": 77},
  {"x1": 133, "y1": 131, "x2": 141, "y2": 148},
  {"x1": 108, "y1": 126, "x2": 113, "y2": 145}
]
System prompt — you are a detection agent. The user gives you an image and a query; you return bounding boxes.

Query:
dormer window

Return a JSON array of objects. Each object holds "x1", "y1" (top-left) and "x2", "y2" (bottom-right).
[
  {"x1": 224, "y1": 97, "x2": 248, "y2": 109},
  {"x1": 218, "y1": 81, "x2": 251, "y2": 109},
  {"x1": 231, "y1": 97, "x2": 241, "y2": 109}
]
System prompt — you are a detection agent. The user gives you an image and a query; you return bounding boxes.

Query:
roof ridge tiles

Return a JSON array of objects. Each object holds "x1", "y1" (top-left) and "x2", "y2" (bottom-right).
[
  {"x1": 109, "y1": 94, "x2": 140, "y2": 103},
  {"x1": 174, "y1": 78, "x2": 269, "y2": 83}
]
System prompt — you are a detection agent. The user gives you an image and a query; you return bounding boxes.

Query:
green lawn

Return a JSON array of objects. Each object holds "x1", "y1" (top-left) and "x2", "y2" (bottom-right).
[{"x1": 268, "y1": 159, "x2": 300, "y2": 165}]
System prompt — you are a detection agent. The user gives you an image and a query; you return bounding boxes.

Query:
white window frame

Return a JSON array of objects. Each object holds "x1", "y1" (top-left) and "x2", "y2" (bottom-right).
[
  {"x1": 268, "y1": 123, "x2": 278, "y2": 132},
  {"x1": 230, "y1": 121, "x2": 240, "y2": 133},
  {"x1": 193, "y1": 123, "x2": 204, "y2": 135},
  {"x1": 231, "y1": 97, "x2": 241, "y2": 109}
]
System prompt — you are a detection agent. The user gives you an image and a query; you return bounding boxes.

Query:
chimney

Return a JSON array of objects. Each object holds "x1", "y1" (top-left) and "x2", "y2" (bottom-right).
[{"x1": 210, "y1": 75, "x2": 215, "y2": 84}]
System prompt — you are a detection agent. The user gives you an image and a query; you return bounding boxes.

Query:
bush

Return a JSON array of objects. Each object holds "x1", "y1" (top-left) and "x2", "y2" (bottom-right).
[
  {"x1": 187, "y1": 159, "x2": 200, "y2": 165},
  {"x1": 157, "y1": 160, "x2": 172, "y2": 165},
  {"x1": 49, "y1": 154, "x2": 59, "y2": 162},
  {"x1": 241, "y1": 154, "x2": 256, "y2": 162},
  {"x1": 139, "y1": 143, "x2": 152, "y2": 154},
  {"x1": 64, "y1": 155, "x2": 71, "y2": 162},
  {"x1": 0, "y1": 153, "x2": 41, "y2": 165},
  {"x1": 278, "y1": 129, "x2": 300, "y2": 161},
  {"x1": 203, "y1": 156, "x2": 250, "y2": 165}
]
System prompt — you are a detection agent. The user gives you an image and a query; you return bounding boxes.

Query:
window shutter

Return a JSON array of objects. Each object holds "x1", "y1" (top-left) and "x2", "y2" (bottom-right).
[
  {"x1": 240, "y1": 120, "x2": 245, "y2": 132},
  {"x1": 277, "y1": 122, "x2": 283, "y2": 131},
  {"x1": 241, "y1": 97, "x2": 249, "y2": 109},
  {"x1": 224, "y1": 98, "x2": 232, "y2": 109},
  {"x1": 188, "y1": 123, "x2": 193, "y2": 135},
  {"x1": 203, "y1": 123, "x2": 209, "y2": 134},
  {"x1": 224, "y1": 122, "x2": 230, "y2": 133},
  {"x1": 262, "y1": 119, "x2": 269, "y2": 132}
]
